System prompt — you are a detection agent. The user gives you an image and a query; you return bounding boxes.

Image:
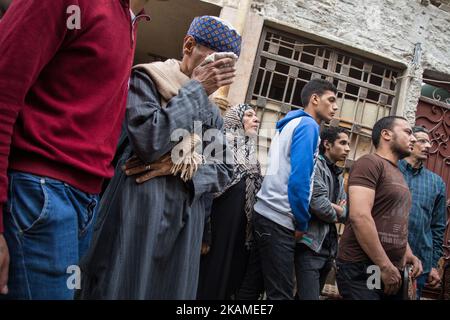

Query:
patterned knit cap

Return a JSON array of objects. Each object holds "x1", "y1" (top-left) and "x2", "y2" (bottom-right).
[{"x1": 187, "y1": 16, "x2": 241, "y2": 57}]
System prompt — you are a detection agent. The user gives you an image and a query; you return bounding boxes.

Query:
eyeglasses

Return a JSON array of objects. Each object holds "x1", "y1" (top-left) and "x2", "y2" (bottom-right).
[{"x1": 415, "y1": 139, "x2": 431, "y2": 145}]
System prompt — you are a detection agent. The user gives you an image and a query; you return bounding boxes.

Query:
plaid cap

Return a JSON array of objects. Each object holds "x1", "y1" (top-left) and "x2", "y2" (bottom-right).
[{"x1": 187, "y1": 16, "x2": 241, "y2": 57}]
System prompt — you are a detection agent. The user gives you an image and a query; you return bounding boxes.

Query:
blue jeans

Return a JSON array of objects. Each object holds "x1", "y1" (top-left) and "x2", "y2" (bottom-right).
[{"x1": 3, "y1": 171, "x2": 98, "y2": 300}]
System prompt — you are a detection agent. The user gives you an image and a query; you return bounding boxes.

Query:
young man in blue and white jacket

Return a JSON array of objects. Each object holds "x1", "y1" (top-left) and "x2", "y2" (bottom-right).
[{"x1": 249, "y1": 79, "x2": 339, "y2": 300}]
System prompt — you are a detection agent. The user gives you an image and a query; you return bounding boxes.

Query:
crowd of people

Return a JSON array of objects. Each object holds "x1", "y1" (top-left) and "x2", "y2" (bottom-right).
[{"x1": 0, "y1": 0, "x2": 447, "y2": 300}]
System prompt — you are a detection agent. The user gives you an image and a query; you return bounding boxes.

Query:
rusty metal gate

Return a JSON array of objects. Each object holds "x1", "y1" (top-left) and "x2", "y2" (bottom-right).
[
  {"x1": 415, "y1": 88, "x2": 450, "y2": 217},
  {"x1": 415, "y1": 83, "x2": 450, "y2": 299}
]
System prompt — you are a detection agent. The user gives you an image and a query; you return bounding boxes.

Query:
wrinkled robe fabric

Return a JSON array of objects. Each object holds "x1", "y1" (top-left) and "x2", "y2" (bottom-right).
[{"x1": 78, "y1": 70, "x2": 232, "y2": 299}]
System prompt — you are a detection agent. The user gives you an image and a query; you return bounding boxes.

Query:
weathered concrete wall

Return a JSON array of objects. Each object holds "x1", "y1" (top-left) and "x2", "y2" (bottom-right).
[
  {"x1": 204, "y1": 0, "x2": 450, "y2": 123},
  {"x1": 217, "y1": 6, "x2": 264, "y2": 107}
]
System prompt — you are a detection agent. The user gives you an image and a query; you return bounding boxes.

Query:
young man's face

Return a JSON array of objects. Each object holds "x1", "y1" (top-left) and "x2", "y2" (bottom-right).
[
  {"x1": 315, "y1": 90, "x2": 338, "y2": 123},
  {"x1": 390, "y1": 119, "x2": 416, "y2": 159},
  {"x1": 325, "y1": 132, "x2": 350, "y2": 163},
  {"x1": 411, "y1": 131, "x2": 431, "y2": 161}
]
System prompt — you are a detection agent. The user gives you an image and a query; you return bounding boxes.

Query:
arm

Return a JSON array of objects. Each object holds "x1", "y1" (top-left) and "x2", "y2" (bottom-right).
[
  {"x1": 126, "y1": 70, "x2": 232, "y2": 195},
  {"x1": 332, "y1": 202, "x2": 346, "y2": 221},
  {"x1": 126, "y1": 70, "x2": 216, "y2": 164},
  {"x1": 126, "y1": 56, "x2": 237, "y2": 165},
  {"x1": 288, "y1": 118, "x2": 319, "y2": 232},
  {"x1": 431, "y1": 180, "x2": 447, "y2": 269},
  {"x1": 336, "y1": 178, "x2": 348, "y2": 223},
  {"x1": 0, "y1": 0, "x2": 71, "y2": 294},
  {"x1": 190, "y1": 112, "x2": 233, "y2": 197},
  {"x1": 349, "y1": 185, "x2": 393, "y2": 269},
  {"x1": 0, "y1": 235, "x2": 8, "y2": 294},
  {"x1": 404, "y1": 243, "x2": 423, "y2": 279},
  {"x1": 349, "y1": 185, "x2": 402, "y2": 294},
  {"x1": 309, "y1": 163, "x2": 338, "y2": 224}
]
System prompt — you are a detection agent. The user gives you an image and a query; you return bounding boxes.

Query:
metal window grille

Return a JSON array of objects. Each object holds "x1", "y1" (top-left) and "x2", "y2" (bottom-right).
[{"x1": 247, "y1": 27, "x2": 402, "y2": 167}]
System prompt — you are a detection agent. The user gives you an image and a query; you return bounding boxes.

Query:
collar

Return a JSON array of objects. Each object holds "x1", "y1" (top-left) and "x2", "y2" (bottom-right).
[
  {"x1": 374, "y1": 153, "x2": 398, "y2": 167},
  {"x1": 320, "y1": 154, "x2": 344, "y2": 176},
  {"x1": 121, "y1": 0, "x2": 148, "y2": 16},
  {"x1": 400, "y1": 159, "x2": 424, "y2": 175}
]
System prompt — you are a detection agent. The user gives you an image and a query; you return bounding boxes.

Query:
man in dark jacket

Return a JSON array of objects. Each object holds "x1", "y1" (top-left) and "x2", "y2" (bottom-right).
[{"x1": 295, "y1": 126, "x2": 350, "y2": 300}]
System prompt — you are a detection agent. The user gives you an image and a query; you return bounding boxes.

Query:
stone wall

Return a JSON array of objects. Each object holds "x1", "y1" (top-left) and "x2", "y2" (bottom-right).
[{"x1": 204, "y1": 0, "x2": 450, "y2": 122}]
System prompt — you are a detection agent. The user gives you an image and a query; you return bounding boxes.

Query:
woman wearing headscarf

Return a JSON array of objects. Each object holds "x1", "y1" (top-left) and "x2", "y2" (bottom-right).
[{"x1": 197, "y1": 104, "x2": 262, "y2": 300}]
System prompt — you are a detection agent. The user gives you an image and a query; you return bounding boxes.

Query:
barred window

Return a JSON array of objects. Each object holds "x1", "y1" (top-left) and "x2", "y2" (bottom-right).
[{"x1": 247, "y1": 27, "x2": 401, "y2": 168}]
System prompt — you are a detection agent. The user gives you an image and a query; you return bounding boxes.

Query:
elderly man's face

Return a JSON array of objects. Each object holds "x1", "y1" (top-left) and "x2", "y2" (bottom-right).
[
  {"x1": 190, "y1": 43, "x2": 215, "y2": 69},
  {"x1": 182, "y1": 36, "x2": 216, "y2": 76}
]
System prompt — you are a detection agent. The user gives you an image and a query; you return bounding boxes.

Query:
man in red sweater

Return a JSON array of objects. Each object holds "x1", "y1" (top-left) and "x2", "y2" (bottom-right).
[{"x1": 0, "y1": 0, "x2": 153, "y2": 299}]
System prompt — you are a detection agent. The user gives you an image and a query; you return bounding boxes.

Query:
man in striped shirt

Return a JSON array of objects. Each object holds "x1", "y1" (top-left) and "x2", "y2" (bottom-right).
[{"x1": 399, "y1": 126, "x2": 447, "y2": 299}]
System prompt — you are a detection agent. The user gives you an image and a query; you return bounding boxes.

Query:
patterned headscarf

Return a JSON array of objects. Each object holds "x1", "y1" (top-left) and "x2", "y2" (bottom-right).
[
  {"x1": 218, "y1": 104, "x2": 262, "y2": 247},
  {"x1": 187, "y1": 16, "x2": 242, "y2": 57}
]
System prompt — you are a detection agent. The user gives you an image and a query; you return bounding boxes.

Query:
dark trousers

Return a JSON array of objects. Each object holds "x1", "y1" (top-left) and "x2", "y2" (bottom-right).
[
  {"x1": 336, "y1": 260, "x2": 404, "y2": 300},
  {"x1": 295, "y1": 240, "x2": 335, "y2": 300},
  {"x1": 237, "y1": 213, "x2": 296, "y2": 300},
  {"x1": 235, "y1": 238, "x2": 264, "y2": 300}
]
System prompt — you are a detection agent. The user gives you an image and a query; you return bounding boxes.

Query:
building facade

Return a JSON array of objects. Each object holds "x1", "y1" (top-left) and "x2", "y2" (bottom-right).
[
  {"x1": 198, "y1": 0, "x2": 450, "y2": 201},
  {"x1": 134, "y1": 0, "x2": 449, "y2": 207}
]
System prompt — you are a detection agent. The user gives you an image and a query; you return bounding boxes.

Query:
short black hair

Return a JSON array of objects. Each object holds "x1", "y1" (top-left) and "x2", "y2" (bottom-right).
[
  {"x1": 319, "y1": 126, "x2": 350, "y2": 155},
  {"x1": 371, "y1": 116, "x2": 407, "y2": 148},
  {"x1": 412, "y1": 126, "x2": 429, "y2": 135},
  {"x1": 301, "y1": 78, "x2": 337, "y2": 107}
]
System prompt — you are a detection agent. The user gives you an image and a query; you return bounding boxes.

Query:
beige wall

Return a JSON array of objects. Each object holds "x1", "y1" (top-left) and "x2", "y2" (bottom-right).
[
  {"x1": 218, "y1": 7, "x2": 265, "y2": 107},
  {"x1": 134, "y1": 0, "x2": 221, "y2": 64}
]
